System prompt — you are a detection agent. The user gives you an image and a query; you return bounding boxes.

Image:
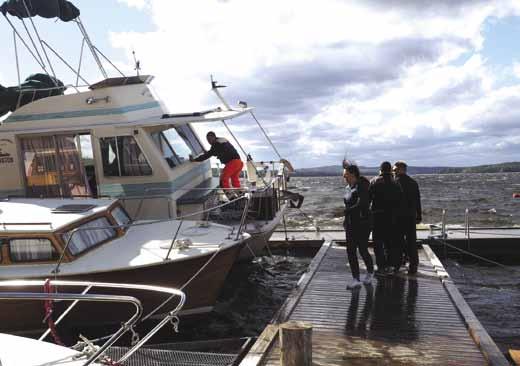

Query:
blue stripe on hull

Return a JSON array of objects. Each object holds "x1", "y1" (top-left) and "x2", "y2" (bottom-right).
[
  {"x1": 6, "y1": 101, "x2": 161, "y2": 123},
  {"x1": 100, "y1": 161, "x2": 211, "y2": 197}
]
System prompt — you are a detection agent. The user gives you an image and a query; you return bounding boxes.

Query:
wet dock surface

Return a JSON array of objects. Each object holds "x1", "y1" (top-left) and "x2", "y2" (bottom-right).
[{"x1": 243, "y1": 242, "x2": 508, "y2": 365}]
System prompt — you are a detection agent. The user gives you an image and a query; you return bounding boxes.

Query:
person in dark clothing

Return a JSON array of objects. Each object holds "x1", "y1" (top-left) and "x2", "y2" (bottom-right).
[
  {"x1": 190, "y1": 131, "x2": 244, "y2": 189},
  {"x1": 343, "y1": 164, "x2": 374, "y2": 289},
  {"x1": 393, "y1": 161, "x2": 422, "y2": 275},
  {"x1": 368, "y1": 161, "x2": 402, "y2": 274}
]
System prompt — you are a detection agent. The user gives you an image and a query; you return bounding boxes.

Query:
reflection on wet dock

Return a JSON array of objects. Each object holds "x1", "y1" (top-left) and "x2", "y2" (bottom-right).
[{"x1": 241, "y1": 241, "x2": 509, "y2": 365}]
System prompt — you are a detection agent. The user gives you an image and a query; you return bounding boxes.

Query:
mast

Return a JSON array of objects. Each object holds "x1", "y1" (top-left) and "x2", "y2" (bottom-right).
[{"x1": 75, "y1": 17, "x2": 108, "y2": 79}]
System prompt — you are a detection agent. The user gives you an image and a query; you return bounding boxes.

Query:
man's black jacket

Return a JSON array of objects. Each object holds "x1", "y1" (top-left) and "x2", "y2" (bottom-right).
[
  {"x1": 194, "y1": 137, "x2": 240, "y2": 164},
  {"x1": 395, "y1": 173, "x2": 422, "y2": 221}
]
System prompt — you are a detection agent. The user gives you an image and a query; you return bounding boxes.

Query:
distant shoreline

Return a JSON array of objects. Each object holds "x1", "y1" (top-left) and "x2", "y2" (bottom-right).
[{"x1": 292, "y1": 162, "x2": 520, "y2": 177}]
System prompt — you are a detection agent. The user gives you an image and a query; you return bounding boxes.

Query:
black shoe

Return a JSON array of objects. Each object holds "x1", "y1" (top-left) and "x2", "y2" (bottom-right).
[{"x1": 407, "y1": 269, "x2": 418, "y2": 276}]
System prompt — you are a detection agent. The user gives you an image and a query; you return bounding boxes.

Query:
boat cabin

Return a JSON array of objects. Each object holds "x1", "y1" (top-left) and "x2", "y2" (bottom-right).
[
  {"x1": 0, "y1": 198, "x2": 129, "y2": 266},
  {"x1": 0, "y1": 76, "x2": 253, "y2": 220}
]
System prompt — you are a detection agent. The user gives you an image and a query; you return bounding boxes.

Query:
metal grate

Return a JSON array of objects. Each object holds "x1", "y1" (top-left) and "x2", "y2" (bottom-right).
[{"x1": 106, "y1": 347, "x2": 239, "y2": 366}]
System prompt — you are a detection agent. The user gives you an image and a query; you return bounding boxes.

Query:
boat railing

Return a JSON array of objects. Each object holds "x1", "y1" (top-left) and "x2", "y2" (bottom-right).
[
  {"x1": 0, "y1": 279, "x2": 185, "y2": 366},
  {"x1": 53, "y1": 193, "x2": 251, "y2": 274},
  {"x1": 13, "y1": 84, "x2": 85, "y2": 111}
]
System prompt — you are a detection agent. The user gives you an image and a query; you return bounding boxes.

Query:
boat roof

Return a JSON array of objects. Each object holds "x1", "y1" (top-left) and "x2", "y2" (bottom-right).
[{"x1": 0, "y1": 198, "x2": 117, "y2": 233}]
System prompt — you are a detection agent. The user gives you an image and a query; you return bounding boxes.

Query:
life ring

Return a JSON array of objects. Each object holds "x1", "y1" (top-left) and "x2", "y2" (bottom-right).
[{"x1": 513, "y1": 193, "x2": 520, "y2": 199}]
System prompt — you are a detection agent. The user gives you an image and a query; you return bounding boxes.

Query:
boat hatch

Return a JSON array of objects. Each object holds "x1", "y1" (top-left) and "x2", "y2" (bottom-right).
[{"x1": 52, "y1": 204, "x2": 97, "y2": 213}]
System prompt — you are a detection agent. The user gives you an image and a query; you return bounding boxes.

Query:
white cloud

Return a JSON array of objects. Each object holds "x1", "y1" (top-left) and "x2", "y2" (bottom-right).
[
  {"x1": 514, "y1": 62, "x2": 520, "y2": 79},
  {"x1": 116, "y1": 0, "x2": 149, "y2": 10},
  {"x1": 109, "y1": 0, "x2": 520, "y2": 167}
]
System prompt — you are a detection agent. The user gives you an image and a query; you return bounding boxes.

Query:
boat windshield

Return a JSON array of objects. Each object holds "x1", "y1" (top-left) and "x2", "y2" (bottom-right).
[
  {"x1": 62, "y1": 217, "x2": 116, "y2": 255},
  {"x1": 151, "y1": 127, "x2": 199, "y2": 167}
]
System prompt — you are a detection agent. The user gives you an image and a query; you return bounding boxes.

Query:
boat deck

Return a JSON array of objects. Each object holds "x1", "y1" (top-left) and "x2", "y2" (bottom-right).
[{"x1": 241, "y1": 241, "x2": 509, "y2": 365}]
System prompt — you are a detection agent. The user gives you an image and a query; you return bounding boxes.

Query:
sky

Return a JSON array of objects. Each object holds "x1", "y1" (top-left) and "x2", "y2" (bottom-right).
[{"x1": 1, "y1": 0, "x2": 520, "y2": 168}]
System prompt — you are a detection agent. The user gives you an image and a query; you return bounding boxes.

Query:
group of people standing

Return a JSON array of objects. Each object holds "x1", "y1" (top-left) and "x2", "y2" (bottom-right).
[{"x1": 343, "y1": 160, "x2": 422, "y2": 289}]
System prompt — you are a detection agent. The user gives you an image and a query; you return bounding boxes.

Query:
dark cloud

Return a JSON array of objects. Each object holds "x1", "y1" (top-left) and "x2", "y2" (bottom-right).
[
  {"x1": 359, "y1": 0, "x2": 490, "y2": 14},
  {"x1": 216, "y1": 37, "x2": 446, "y2": 122}
]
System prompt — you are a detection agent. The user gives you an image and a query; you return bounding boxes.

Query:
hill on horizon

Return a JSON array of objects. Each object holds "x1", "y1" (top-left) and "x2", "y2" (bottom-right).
[{"x1": 292, "y1": 162, "x2": 520, "y2": 176}]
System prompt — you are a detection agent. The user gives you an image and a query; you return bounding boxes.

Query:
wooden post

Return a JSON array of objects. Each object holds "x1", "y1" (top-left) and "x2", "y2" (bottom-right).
[{"x1": 279, "y1": 321, "x2": 312, "y2": 366}]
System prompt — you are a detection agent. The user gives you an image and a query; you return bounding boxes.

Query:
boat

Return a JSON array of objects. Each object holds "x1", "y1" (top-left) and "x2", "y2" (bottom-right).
[
  {"x1": 0, "y1": 279, "x2": 186, "y2": 365},
  {"x1": 0, "y1": 1, "x2": 301, "y2": 262},
  {"x1": 0, "y1": 197, "x2": 248, "y2": 333}
]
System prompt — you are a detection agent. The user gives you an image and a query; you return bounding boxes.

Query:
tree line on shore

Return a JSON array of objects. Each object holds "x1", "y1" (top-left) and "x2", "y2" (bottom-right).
[{"x1": 292, "y1": 162, "x2": 520, "y2": 177}]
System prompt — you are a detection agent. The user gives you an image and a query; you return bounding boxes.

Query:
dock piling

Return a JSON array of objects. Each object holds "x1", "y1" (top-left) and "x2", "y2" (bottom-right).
[{"x1": 279, "y1": 321, "x2": 312, "y2": 366}]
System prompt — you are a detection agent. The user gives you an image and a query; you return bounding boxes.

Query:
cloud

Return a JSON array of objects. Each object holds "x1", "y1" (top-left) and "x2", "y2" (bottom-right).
[
  {"x1": 110, "y1": 0, "x2": 520, "y2": 167},
  {"x1": 116, "y1": 0, "x2": 149, "y2": 10}
]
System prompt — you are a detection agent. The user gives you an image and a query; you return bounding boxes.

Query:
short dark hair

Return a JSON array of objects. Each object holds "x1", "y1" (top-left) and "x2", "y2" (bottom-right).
[
  {"x1": 394, "y1": 160, "x2": 408, "y2": 172},
  {"x1": 346, "y1": 164, "x2": 360, "y2": 178},
  {"x1": 206, "y1": 131, "x2": 216, "y2": 138},
  {"x1": 380, "y1": 161, "x2": 392, "y2": 173}
]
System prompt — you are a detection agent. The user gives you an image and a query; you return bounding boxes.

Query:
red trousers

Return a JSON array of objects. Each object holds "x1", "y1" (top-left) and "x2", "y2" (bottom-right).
[{"x1": 221, "y1": 159, "x2": 243, "y2": 189}]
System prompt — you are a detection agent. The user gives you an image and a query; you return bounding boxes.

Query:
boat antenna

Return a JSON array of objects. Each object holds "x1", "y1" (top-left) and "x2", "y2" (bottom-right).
[
  {"x1": 210, "y1": 75, "x2": 231, "y2": 110},
  {"x1": 133, "y1": 50, "x2": 141, "y2": 76}
]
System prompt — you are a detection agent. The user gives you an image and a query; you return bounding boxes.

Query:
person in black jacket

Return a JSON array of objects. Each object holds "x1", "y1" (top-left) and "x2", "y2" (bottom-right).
[
  {"x1": 368, "y1": 161, "x2": 402, "y2": 274},
  {"x1": 393, "y1": 161, "x2": 422, "y2": 274},
  {"x1": 190, "y1": 131, "x2": 244, "y2": 189},
  {"x1": 343, "y1": 164, "x2": 374, "y2": 289}
]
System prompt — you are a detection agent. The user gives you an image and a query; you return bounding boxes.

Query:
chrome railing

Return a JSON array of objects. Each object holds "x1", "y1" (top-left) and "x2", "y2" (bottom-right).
[{"x1": 0, "y1": 279, "x2": 185, "y2": 366}]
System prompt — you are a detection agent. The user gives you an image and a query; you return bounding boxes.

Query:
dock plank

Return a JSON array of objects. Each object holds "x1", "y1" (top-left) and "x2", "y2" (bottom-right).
[{"x1": 254, "y1": 243, "x2": 508, "y2": 365}]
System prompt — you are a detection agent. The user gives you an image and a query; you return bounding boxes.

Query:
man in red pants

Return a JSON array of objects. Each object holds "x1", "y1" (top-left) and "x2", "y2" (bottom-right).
[{"x1": 190, "y1": 131, "x2": 244, "y2": 189}]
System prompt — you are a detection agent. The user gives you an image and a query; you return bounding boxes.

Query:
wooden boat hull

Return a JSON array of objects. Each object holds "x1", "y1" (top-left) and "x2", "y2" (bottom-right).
[{"x1": 0, "y1": 241, "x2": 243, "y2": 334}]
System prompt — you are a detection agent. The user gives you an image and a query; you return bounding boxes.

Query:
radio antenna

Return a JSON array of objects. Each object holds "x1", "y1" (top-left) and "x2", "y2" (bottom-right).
[{"x1": 132, "y1": 50, "x2": 141, "y2": 76}]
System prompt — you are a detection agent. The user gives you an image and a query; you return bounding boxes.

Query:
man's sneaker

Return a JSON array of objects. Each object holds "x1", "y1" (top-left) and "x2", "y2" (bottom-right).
[
  {"x1": 362, "y1": 272, "x2": 374, "y2": 284},
  {"x1": 346, "y1": 279, "x2": 362, "y2": 289},
  {"x1": 375, "y1": 268, "x2": 387, "y2": 277}
]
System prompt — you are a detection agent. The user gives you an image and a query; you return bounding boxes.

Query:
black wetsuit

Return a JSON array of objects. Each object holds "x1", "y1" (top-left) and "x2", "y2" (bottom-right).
[
  {"x1": 344, "y1": 177, "x2": 374, "y2": 280},
  {"x1": 395, "y1": 173, "x2": 422, "y2": 273},
  {"x1": 194, "y1": 137, "x2": 240, "y2": 164},
  {"x1": 368, "y1": 173, "x2": 402, "y2": 269}
]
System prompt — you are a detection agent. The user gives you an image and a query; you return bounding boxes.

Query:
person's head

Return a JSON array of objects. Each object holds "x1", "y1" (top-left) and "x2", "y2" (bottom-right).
[
  {"x1": 343, "y1": 164, "x2": 360, "y2": 186},
  {"x1": 393, "y1": 160, "x2": 407, "y2": 175},
  {"x1": 206, "y1": 131, "x2": 217, "y2": 145},
  {"x1": 380, "y1": 161, "x2": 392, "y2": 175}
]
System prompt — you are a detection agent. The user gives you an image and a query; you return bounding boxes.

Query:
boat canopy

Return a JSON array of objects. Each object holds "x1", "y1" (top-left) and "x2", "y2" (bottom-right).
[
  {"x1": 0, "y1": 0, "x2": 80, "y2": 22},
  {"x1": 0, "y1": 73, "x2": 65, "y2": 118}
]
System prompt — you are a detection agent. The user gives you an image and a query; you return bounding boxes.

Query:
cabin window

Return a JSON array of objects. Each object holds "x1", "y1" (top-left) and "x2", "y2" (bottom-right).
[
  {"x1": 20, "y1": 135, "x2": 91, "y2": 198},
  {"x1": 63, "y1": 217, "x2": 116, "y2": 255},
  {"x1": 151, "y1": 132, "x2": 180, "y2": 168},
  {"x1": 112, "y1": 206, "x2": 131, "y2": 226},
  {"x1": 100, "y1": 136, "x2": 152, "y2": 177},
  {"x1": 175, "y1": 125, "x2": 204, "y2": 155},
  {"x1": 9, "y1": 238, "x2": 58, "y2": 262}
]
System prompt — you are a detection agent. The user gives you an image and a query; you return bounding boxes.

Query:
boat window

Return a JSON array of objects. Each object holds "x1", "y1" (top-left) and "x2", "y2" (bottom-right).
[
  {"x1": 20, "y1": 135, "x2": 90, "y2": 198},
  {"x1": 111, "y1": 206, "x2": 131, "y2": 226},
  {"x1": 163, "y1": 129, "x2": 192, "y2": 164},
  {"x1": 9, "y1": 238, "x2": 58, "y2": 262},
  {"x1": 150, "y1": 132, "x2": 180, "y2": 168},
  {"x1": 175, "y1": 125, "x2": 204, "y2": 155},
  {"x1": 63, "y1": 217, "x2": 116, "y2": 255},
  {"x1": 100, "y1": 136, "x2": 152, "y2": 177}
]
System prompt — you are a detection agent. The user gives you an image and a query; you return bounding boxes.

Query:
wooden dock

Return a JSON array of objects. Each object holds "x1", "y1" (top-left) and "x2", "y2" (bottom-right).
[
  {"x1": 240, "y1": 241, "x2": 509, "y2": 366},
  {"x1": 270, "y1": 227, "x2": 520, "y2": 260}
]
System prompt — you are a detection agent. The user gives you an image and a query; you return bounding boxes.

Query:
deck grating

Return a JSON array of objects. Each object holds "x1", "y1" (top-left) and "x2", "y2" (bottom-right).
[{"x1": 260, "y1": 244, "x2": 491, "y2": 365}]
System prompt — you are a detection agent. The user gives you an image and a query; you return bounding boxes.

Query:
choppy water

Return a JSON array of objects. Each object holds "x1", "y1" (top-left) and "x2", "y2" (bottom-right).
[{"x1": 286, "y1": 173, "x2": 520, "y2": 229}]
